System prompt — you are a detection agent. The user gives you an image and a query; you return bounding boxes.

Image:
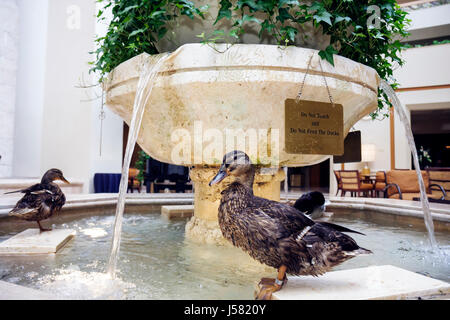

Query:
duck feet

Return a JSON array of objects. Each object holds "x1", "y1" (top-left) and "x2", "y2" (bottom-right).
[
  {"x1": 255, "y1": 279, "x2": 281, "y2": 300},
  {"x1": 255, "y1": 265, "x2": 287, "y2": 300},
  {"x1": 37, "y1": 221, "x2": 52, "y2": 233}
]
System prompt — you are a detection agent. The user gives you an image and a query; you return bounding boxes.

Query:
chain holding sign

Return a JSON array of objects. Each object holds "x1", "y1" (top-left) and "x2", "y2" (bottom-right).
[{"x1": 285, "y1": 53, "x2": 344, "y2": 156}]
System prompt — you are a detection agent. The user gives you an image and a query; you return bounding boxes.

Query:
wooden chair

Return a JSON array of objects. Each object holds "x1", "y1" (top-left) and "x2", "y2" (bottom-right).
[
  {"x1": 338, "y1": 170, "x2": 374, "y2": 197},
  {"x1": 384, "y1": 169, "x2": 446, "y2": 200},
  {"x1": 333, "y1": 170, "x2": 343, "y2": 196},
  {"x1": 425, "y1": 167, "x2": 450, "y2": 200},
  {"x1": 127, "y1": 168, "x2": 141, "y2": 193},
  {"x1": 373, "y1": 171, "x2": 387, "y2": 198}
]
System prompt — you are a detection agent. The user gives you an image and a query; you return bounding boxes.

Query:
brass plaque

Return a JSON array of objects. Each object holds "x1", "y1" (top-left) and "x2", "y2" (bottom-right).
[{"x1": 285, "y1": 99, "x2": 344, "y2": 155}]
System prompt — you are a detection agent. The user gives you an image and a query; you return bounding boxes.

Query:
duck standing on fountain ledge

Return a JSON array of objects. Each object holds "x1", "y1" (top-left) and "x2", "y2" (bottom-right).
[
  {"x1": 209, "y1": 151, "x2": 372, "y2": 300},
  {"x1": 6, "y1": 169, "x2": 69, "y2": 232}
]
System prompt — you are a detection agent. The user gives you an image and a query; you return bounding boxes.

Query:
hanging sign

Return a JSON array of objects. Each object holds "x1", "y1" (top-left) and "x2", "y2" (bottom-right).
[{"x1": 285, "y1": 99, "x2": 344, "y2": 155}]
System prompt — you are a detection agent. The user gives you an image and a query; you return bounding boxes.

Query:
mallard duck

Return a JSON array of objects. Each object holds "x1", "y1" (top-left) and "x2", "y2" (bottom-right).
[
  {"x1": 293, "y1": 191, "x2": 326, "y2": 219},
  {"x1": 6, "y1": 169, "x2": 69, "y2": 232},
  {"x1": 209, "y1": 151, "x2": 371, "y2": 300}
]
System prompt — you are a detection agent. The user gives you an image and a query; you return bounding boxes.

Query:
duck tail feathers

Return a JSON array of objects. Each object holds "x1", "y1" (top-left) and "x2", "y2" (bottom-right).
[
  {"x1": 317, "y1": 221, "x2": 365, "y2": 235},
  {"x1": 4, "y1": 189, "x2": 23, "y2": 195}
]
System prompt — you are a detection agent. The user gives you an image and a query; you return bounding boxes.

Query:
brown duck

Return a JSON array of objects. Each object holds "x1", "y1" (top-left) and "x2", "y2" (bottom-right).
[
  {"x1": 6, "y1": 169, "x2": 69, "y2": 232},
  {"x1": 209, "y1": 151, "x2": 372, "y2": 300}
]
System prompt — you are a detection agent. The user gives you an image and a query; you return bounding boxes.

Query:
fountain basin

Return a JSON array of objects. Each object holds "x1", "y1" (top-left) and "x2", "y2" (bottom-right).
[
  {"x1": 105, "y1": 43, "x2": 379, "y2": 167},
  {"x1": 0, "y1": 199, "x2": 448, "y2": 300}
]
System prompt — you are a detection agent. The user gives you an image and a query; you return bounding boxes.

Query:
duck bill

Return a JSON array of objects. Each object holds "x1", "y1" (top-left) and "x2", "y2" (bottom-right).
[
  {"x1": 209, "y1": 168, "x2": 227, "y2": 186},
  {"x1": 60, "y1": 176, "x2": 70, "y2": 184}
]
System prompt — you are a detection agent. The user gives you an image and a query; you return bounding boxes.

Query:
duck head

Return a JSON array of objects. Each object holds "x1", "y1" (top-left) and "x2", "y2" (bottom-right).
[
  {"x1": 209, "y1": 151, "x2": 255, "y2": 189},
  {"x1": 41, "y1": 168, "x2": 70, "y2": 184}
]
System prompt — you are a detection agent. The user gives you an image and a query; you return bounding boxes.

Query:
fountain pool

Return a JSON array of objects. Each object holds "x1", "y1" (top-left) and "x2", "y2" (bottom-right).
[{"x1": 0, "y1": 209, "x2": 448, "y2": 299}]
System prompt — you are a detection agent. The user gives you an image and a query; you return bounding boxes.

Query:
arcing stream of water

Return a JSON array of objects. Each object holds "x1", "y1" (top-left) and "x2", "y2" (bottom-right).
[
  {"x1": 380, "y1": 80, "x2": 437, "y2": 249},
  {"x1": 106, "y1": 53, "x2": 170, "y2": 278}
]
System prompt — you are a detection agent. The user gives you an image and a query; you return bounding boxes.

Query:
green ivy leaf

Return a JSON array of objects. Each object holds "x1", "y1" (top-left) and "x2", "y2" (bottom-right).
[
  {"x1": 318, "y1": 45, "x2": 338, "y2": 66},
  {"x1": 214, "y1": 0, "x2": 232, "y2": 25},
  {"x1": 128, "y1": 28, "x2": 146, "y2": 38},
  {"x1": 313, "y1": 10, "x2": 333, "y2": 26}
]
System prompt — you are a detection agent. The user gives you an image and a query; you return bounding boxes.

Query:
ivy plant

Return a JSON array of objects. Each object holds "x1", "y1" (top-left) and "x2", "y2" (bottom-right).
[
  {"x1": 135, "y1": 150, "x2": 150, "y2": 183},
  {"x1": 90, "y1": 0, "x2": 208, "y2": 81},
  {"x1": 92, "y1": 0, "x2": 410, "y2": 118},
  {"x1": 210, "y1": 0, "x2": 410, "y2": 118}
]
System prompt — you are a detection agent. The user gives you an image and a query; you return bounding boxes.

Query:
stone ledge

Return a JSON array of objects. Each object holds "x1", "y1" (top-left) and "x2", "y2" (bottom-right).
[
  {"x1": 0, "y1": 280, "x2": 54, "y2": 300},
  {"x1": 268, "y1": 265, "x2": 450, "y2": 300},
  {"x1": 161, "y1": 205, "x2": 194, "y2": 220},
  {"x1": 0, "y1": 228, "x2": 75, "y2": 255}
]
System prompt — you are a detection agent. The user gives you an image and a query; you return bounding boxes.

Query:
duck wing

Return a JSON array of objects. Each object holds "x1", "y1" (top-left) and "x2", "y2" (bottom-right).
[
  {"x1": 304, "y1": 223, "x2": 361, "y2": 252},
  {"x1": 9, "y1": 192, "x2": 53, "y2": 219},
  {"x1": 248, "y1": 196, "x2": 314, "y2": 238},
  {"x1": 4, "y1": 183, "x2": 52, "y2": 195},
  {"x1": 8, "y1": 184, "x2": 58, "y2": 220},
  {"x1": 315, "y1": 221, "x2": 365, "y2": 235}
]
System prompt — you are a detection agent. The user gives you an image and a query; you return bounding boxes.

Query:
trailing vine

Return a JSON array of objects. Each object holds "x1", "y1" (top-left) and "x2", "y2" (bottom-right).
[
  {"x1": 90, "y1": 0, "x2": 208, "y2": 82},
  {"x1": 209, "y1": 0, "x2": 410, "y2": 118},
  {"x1": 91, "y1": 0, "x2": 410, "y2": 118}
]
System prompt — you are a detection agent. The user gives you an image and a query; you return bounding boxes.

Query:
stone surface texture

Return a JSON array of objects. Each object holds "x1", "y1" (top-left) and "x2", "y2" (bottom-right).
[
  {"x1": 105, "y1": 43, "x2": 379, "y2": 167},
  {"x1": 161, "y1": 204, "x2": 194, "y2": 219},
  {"x1": 271, "y1": 265, "x2": 450, "y2": 300},
  {"x1": 185, "y1": 166, "x2": 285, "y2": 243},
  {"x1": 0, "y1": 228, "x2": 76, "y2": 254},
  {"x1": 0, "y1": 280, "x2": 54, "y2": 299}
]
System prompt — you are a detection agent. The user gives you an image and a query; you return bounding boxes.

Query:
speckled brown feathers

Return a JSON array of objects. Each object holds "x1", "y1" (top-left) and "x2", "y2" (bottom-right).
[
  {"x1": 9, "y1": 183, "x2": 66, "y2": 222},
  {"x1": 213, "y1": 151, "x2": 371, "y2": 277},
  {"x1": 8, "y1": 169, "x2": 68, "y2": 229}
]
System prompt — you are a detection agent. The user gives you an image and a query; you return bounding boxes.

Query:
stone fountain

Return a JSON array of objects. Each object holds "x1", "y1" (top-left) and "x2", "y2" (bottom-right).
[{"x1": 104, "y1": 43, "x2": 379, "y2": 244}]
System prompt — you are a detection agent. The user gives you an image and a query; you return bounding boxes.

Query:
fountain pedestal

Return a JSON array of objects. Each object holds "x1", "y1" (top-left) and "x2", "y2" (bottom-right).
[{"x1": 185, "y1": 166, "x2": 285, "y2": 245}]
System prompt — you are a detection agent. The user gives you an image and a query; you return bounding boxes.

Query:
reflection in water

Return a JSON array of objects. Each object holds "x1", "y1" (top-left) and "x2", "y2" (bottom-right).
[{"x1": 0, "y1": 212, "x2": 448, "y2": 299}]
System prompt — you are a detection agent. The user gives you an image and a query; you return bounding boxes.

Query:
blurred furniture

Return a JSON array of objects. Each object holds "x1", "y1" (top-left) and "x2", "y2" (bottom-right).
[
  {"x1": 361, "y1": 144, "x2": 376, "y2": 176},
  {"x1": 93, "y1": 173, "x2": 121, "y2": 193},
  {"x1": 127, "y1": 168, "x2": 141, "y2": 193},
  {"x1": 384, "y1": 169, "x2": 446, "y2": 200},
  {"x1": 333, "y1": 170, "x2": 343, "y2": 196},
  {"x1": 289, "y1": 174, "x2": 302, "y2": 189},
  {"x1": 373, "y1": 171, "x2": 387, "y2": 198},
  {"x1": 426, "y1": 167, "x2": 450, "y2": 200},
  {"x1": 359, "y1": 172, "x2": 376, "y2": 184},
  {"x1": 144, "y1": 157, "x2": 192, "y2": 193},
  {"x1": 339, "y1": 170, "x2": 374, "y2": 197}
]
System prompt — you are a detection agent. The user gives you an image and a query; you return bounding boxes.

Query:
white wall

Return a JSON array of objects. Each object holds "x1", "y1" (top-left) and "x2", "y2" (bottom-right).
[
  {"x1": 0, "y1": 0, "x2": 19, "y2": 177},
  {"x1": 11, "y1": 0, "x2": 123, "y2": 192},
  {"x1": 13, "y1": 0, "x2": 48, "y2": 178},
  {"x1": 88, "y1": 0, "x2": 124, "y2": 192}
]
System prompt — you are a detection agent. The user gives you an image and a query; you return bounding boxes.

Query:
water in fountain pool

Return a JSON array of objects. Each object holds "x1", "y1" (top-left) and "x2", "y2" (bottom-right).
[{"x1": 0, "y1": 212, "x2": 448, "y2": 299}]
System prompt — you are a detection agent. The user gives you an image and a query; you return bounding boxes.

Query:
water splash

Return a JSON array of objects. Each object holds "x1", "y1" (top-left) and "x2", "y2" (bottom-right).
[
  {"x1": 107, "y1": 53, "x2": 170, "y2": 278},
  {"x1": 36, "y1": 267, "x2": 135, "y2": 299},
  {"x1": 379, "y1": 80, "x2": 437, "y2": 249}
]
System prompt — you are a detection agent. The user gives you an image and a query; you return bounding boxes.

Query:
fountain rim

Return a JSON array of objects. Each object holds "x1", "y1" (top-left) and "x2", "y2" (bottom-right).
[{"x1": 104, "y1": 43, "x2": 380, "y2": 94}]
